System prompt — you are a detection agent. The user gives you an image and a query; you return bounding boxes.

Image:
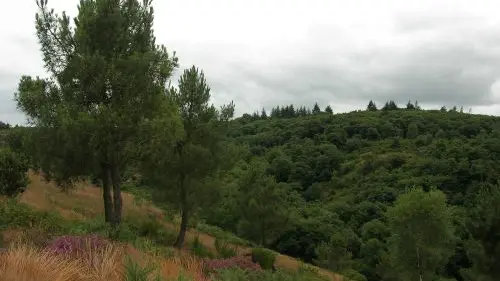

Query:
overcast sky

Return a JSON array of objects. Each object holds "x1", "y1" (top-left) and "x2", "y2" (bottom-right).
[{"x1": 2, "y1": 0, "x2": 500, "y2": 124}]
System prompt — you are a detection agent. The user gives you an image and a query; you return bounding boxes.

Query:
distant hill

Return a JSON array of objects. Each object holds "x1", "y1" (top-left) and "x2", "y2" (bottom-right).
[{"x1": 208, "y1": 107, "x2": 500, "y2": 281}]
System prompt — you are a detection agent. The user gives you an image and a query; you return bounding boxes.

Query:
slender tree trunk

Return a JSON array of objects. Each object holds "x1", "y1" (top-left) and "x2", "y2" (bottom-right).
[
  {"x1": 110, "y1": 163, "x2": 123, "y2": 226},
  {"x1": 260, "y1": 218, "x2": 266, "y2": 246},
  {"x1": 101, "y1": 163, "x2": 114, "y2": 223},
  {"x1": 417, "y1": 246, "x2": 423, "y2": 281},
  {"x1": 174, "y1": 174, "x2": 188, "y2": 248}
]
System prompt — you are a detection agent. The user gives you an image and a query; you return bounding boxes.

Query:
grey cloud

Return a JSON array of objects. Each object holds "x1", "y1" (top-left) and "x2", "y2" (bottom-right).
[
  {"x1": 4, "y1": 1, "x2": 500, "y2": 121},
  {"x1": 202, "y1": 20, "x2": 500, "y2": 114}
]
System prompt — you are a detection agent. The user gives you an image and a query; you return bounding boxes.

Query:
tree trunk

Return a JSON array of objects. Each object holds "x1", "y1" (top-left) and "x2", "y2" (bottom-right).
[
  {"x1": 110, "y1": 163, "x2": 123, "y2": 226},
  {"x1": 101, "y1": 164, "x2": 114, "y2": 223},
  {"x1": 260, "y1": 218, "x2": 266, "y2": 246},
  {"x1": 417, "y1": 246, "x2": 423, "y2": 281},
  {"x1": 174, "y1": 174, "x2": 188, "y2": 248}
]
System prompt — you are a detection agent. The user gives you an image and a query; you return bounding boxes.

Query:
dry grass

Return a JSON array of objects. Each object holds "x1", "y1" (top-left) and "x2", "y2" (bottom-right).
[
  {"x1": 14, "y1": 171, "x2": 344, "y2": 281},
  {"x1": 0, "y1": 242, "x2": 207, "y2": 281},
  {"x1": 0, "y1": 245, "x2": 85, "y2": 281}
]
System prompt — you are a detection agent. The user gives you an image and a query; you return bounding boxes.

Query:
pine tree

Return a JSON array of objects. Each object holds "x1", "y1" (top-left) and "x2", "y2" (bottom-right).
[
  {"x1": 142, "y1": 66, "x2": 235, "y2": 248},
  {"x1": 289, "y1": 104, "x2": 296, "y2": 117},
  {"x1": 415, "y1": 100, "x2": 421, "y2": 110},
  {"x1": 16, "y1": 0, "x2": 181, "y2": 226},
  {"x1": 271, "y1": 106, "x2": 280, "y2": 118},
  {"x1": 406, "y1": 100, "x2": 415, "y2": 110},
  {"x1": 325, "y1": 105, "x2": 333, "y2": 114},
  {"x1": 388, "y1": 100, "x2": 398, "y2": 110},
  {"x1": 367, "y1": 100, "x2": 378, "y2": 111},
  {"x1": 261, "y1": 108, "x2": 268, "y2": 119},
  {"x1": 313, "y1": 102, "x2": 321, "y2": 114}
]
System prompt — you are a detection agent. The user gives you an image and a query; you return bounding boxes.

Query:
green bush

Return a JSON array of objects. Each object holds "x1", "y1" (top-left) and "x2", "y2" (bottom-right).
[
  {"x1": 124, "y1": 255, "x2": 163, "y2": 281},
  {"x1": 251, "y1": 248, "x2": 277, "y2": 270},
  {"x1": 342, "y1": 269, "x2": 367, "y2": 281},
  {"x1": 196, "y1": 223, "x2": 254, "y2": 247},
  {"x1": 137, "y1": 215, "x2": 163, "y2": 238},
  {"x1": 215, "y1": 237, "x2": 237, "y2": 258},
  {"x1": 190, "y1": 236, "x2": 214, "y2": 258},
  {"x1": 211, "y1": 267, "x2": 328, "y2": 281},
  {"x1": 0, "y1": 199, "x2": 65, "y2": 232},
  {"x1": 132, "y1": 237, "x2": 175, "y2": 257},
  {"x1": 0, "y1": 148, "x2": 29, "y2": 197}
]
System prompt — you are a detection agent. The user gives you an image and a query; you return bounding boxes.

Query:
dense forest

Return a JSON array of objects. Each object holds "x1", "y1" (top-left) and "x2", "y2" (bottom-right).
[
  {"x1": 0, "y1": 0, "x2": 499, "y2": 280},
  {"x1": 189, "y1": 102, "x2": 500, "y2": 281},
  {"x1": 3, "y1": 100, "x2": 500, "y2": 281}
]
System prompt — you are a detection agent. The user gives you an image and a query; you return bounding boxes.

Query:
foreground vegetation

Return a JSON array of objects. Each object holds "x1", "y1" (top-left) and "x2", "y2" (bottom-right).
[
  {"x1": 0, "y1": 173, "x2": 334, "y2": 281},
  {"x1": 1, "y1": 0, "x2": 499, "y2": 280}
]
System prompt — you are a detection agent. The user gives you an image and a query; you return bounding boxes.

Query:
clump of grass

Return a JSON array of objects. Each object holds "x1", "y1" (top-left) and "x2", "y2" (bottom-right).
[
  {"x1": 209, "y1": 267, "x2": 331, "y2": 281},
  {"x1": 45, "y1": 234, "x2": 124, "y2": 280},
  {"x1": 251, "y1": 248, "x2": 277, "y2": 270},
  {"x1": 0, "y1": 199, "x2": 66, "y2": 232},
  {"x1": 0, "y1": 244, "x2": 84, "y2": 281},
  {"x1": 124, "y1": 255, "x2": 163, "y2": 281},
  {"x1": 196, "y1": 223, "x2": 254, "y2": 247},
  {"x1": 190, "y1": 236, "x2": 214, "y2": 258},
  {"x1": 159, "y1": 256, "x2": 207, "y2": 281},
  {"x1": 203, "y1": 256, "x2": 261, "y2": 273},
  {"x1": 132, "y1": 237, "x2": 175, "y2": 258},
  {"x1": 12, "y1": 227, "x2": 55, "y2": 249},
  {"x1": 214, "y1": 238, "x2": 237, "y2": 258},
  {"x1": 124, "y1": 213, "x2": 177, "y2": 246}
]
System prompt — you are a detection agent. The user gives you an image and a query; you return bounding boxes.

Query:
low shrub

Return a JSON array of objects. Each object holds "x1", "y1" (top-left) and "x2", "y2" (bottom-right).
[
  {"x1": 196, "y1": 223, "x2": 254, "y2": 247},
  {"x1": 124, "y1": 255, "x2": 163, "y2": 281},
  {"x1": 203, "y1": 256, "x2": 261, "y2": 273},
  {"x1": 214, "y1": 238, "x2": 237, "y2": 258},
  {"x1": 13, "y1": 227, "x2": 56, "y2": 249},
  {"x1": 132, "y1": 237, "x2": 175, "y2": 258},
  {"x1": 190, "y1": 236, "x2": 214, "y2": 258},
  {"x1": 251, "y1": 248, "x2": 277, "y2": 270},
  {"x1": 45, "y1": 234, "x2": 109, "y2": 256},
  {"x1": 210, "y1": 267, "x2": 328, "y2": 281},
  {"x1": 342, "y1": 269, "x2": 367, "y2": 281},
  {"x1": 0, "y1": 243, "x2": 123, "y2": 281},
  {"x1": 0, "y1": 199, "x2": 66, "y2": 232},
  {"x1": 0, "y1": 148, "x2": 29, "y2": 197},
  {"x1": 124, "y1": 213, "x2": 176, "y2": 246}
]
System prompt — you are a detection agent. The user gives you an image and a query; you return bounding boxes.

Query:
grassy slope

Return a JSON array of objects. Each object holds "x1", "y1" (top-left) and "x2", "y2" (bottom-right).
[{"x1": 10, "y1": 171, "x2": 343, "y2": 281}]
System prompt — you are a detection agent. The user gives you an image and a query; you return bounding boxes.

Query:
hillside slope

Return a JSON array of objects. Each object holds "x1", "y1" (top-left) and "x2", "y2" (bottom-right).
[
  {"x1": 196, "y1": 108, "x2": 500, "y2": 281},
  {"x1": 11, "y1": 171, "x2": 343, "y2": 281}
]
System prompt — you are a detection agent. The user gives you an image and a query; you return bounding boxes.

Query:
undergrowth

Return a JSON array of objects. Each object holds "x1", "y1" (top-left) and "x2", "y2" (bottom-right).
[
  {"x1": 0, "y1": 197, "x2": 339, "y2": 281},
  {"x1": 196, "y1": 223, "x2": 254, "y2": 247}
]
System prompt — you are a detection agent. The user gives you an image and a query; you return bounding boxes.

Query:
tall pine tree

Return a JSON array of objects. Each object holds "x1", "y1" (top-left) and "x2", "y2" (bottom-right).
[
  {"x1": 140, "y1": 66, "x2": 236, "y2": 248},
  {"x1": 15, "y1": 0, "x2": 181, "y2": 226}
]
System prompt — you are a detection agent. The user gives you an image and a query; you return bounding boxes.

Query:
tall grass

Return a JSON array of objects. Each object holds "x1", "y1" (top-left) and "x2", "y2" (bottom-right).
[{"x1": 0, "y1": 242, "x2": 207, "y2": 281}]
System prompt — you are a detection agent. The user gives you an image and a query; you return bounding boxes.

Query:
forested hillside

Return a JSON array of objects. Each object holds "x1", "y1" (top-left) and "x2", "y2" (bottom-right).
[
  {"x1": 191, "y1": 102, "x2": 500, "y2": 281},
  {"x1": 0, "y1": 0, "x2": 499, "y2": 280}
]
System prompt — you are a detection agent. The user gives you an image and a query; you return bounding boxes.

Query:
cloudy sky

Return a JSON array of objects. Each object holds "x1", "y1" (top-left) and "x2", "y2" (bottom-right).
[{"x1": 2, "y1": 0, "x2": 500, "y2": 124}]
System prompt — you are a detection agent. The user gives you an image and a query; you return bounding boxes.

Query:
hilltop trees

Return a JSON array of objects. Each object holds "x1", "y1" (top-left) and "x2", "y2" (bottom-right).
[
  {"x1": 312, "y1": 102, "x2": 321, "y2": 114},
  {"x1": 15, "y1": 0, "x2": 181, "y2": 226},
  {"x1": 325, "y1": 105, "x2": 333, "y2": 114},
  {"x1": 367, "y1": 100, "x2": 377, "y2": 111},
  {"x1": 382, "y1": 101, "x2": 398, "y2": 111},
  {"x1": 0, "y1": 121, "x2": 10, "y2": 130}
]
